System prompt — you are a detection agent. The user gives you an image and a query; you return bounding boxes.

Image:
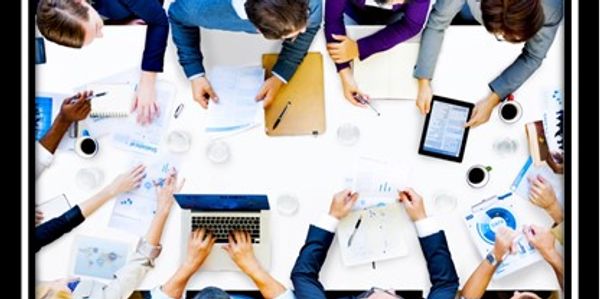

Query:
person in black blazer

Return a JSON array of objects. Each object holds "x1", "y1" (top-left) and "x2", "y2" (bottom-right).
[{"x1": 291, "y1": 188, "x2": 459, "y2": 299}]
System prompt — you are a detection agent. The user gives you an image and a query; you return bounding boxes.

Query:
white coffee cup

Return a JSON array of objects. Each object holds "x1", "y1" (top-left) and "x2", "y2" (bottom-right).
[
  {"x1": 277, "y1": 194, "x2": 299, "y2": 216},
  {"x1": 466, "y1": 165, "x2": 492, "y2": 188},
  {"x1": 498, "y1": 100, "x2": 522, "y2": 123},
  {"x1": 75, "y1": 136, "x2": 99, "y2": 158}
]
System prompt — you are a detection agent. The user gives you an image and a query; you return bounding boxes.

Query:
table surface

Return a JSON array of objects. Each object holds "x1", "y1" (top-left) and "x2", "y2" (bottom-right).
[{"x1": 36, "y1": 23, "x2": 564, "y2": 292}]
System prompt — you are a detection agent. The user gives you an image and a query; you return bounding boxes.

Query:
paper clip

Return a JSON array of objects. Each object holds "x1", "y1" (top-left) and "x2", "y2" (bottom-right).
[{"x1": 174, "y1": 103, "x2": 184, "y2": 118}]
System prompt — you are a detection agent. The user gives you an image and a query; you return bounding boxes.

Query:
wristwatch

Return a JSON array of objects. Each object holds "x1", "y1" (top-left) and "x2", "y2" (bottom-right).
[
  {"x1": 485, "y1": 252, "x2": 500, "y2": 267},
  {"x1": 137, "y1": 238, "x2": 162, "y2": 260}
]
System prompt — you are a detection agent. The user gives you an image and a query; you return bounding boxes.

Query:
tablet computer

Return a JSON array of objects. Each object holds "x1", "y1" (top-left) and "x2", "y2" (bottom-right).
[{"x1": 418, "y1": 95, "x2": 474, "y2": 162}]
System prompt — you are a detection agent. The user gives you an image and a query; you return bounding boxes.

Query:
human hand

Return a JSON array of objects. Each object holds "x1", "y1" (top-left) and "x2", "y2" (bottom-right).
[
  {"x1": 35, "y1": 210, "x2": 44, "y2": 225},
  {"x1": 524, "y1": 225, "x2": 557, "y2": 260},
  {"x1": 184, "y1": 228, "x2": 216, "y2": 271},
  {"x1": 528, "y1": 175, "x2": 563, "y2": 224},
  {"x1": 58, "y1": 91, "x2": 92, "y2": 123},
  {"x1": 131, "y1": 72, "x2": 159, "y2": 125},
  {"x1": 327, "y1": 34, "x2": 359, "y2": 64},
  {"x1": 329, "y1": 189, "x2": 359, "y2": 220},
  {"x1": 398, "y1": 188, "x2": 427, "y2": 222},
  {"x1": 191, "y1": 77, "x2": 219, "y2": 109},
  {"x1": 465, "y1": 93, "x2": 501, "y2": 128},
  {"x1": 492, "y1": 227, "x2": 517, "y2": 262},
  {"x1": 223, "y1": 230, "x2": 261, "y2": 274},
  {"x1": 256, "y1": 76, "x2": 283, "y2": 108},
  {"x1": 154, "y1": 168, "x2": 185, "y2": 215},
  {"x1": 105, "y1": 164, "x2": 146, "y2": 197},
  {"x1": 339, "y1": 68, "x2": 368, "y2": 107},
  {"x1": 416, "y1": 79, "x2": 433, "y2": 114}
]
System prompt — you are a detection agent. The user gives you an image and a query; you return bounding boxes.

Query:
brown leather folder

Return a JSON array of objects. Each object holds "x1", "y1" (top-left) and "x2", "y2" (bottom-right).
[{"x1": 262, "y1": 52, "x2": 326, "y2": 136}]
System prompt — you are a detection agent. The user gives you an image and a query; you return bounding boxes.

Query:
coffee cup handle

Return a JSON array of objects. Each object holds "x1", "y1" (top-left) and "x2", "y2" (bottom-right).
[{"x1": 485, "y1": 166, "x2": 493, "y2": 172}]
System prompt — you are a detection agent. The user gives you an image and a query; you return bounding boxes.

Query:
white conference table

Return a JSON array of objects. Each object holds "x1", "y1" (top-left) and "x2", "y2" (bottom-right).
[{"x1": 36, "y1": 23, "x2": 564, "y2": 293}]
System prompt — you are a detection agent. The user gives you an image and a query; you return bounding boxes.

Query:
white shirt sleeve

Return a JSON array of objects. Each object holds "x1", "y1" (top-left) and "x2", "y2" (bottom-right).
[
  {"x1": 271, "y1": 71, "x2": 289, "y2": 84},
  {"x1": 414, "y1": 217, "x2": 441, "y2": 238},
  {"x1": 35, "y1": 142, "x2": 54, "y2": 179},
  {"x1": 188, "y1": 73, "x2": 206, "y2": 81},
  {"x1": 274, "y1": 288, "x2": 297, "y2": 299},
  {"x1": 312, "y1": 214, "x2": 340, "y2": 233},
  {"x1": 149, "y1": 286, "x2": 178, "y2": 299}
]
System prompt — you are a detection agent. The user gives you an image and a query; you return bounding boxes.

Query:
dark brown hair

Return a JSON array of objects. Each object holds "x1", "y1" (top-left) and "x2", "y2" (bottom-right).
[
  {"x1": 481, "y1": 0, "x2": 544, "y2": 43},
  {"x1": 36, "y1": 0, "x2": 89, "y2": 48},
  {"x1": 245, "y1": 0, "x2": 309, "y2": 40}
]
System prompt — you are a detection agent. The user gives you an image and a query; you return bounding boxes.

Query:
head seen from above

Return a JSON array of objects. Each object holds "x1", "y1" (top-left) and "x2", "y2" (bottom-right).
[
  {"x1": 36, "y1": 0, "x2": 104, "y2": 48},
  {"x1": 481, "y1": 0, "x2": 544, "y2": 43},
  {"x1": 245, "y1": 0, "x2": 309, "y2": 41}
]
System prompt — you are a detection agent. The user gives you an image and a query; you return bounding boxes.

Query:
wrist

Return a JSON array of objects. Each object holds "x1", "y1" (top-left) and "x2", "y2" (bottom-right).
[
  {"x1": 488, "y1": 93, "x2": 501, "y2": 106},
  {"x1": 54, "y1": 113, "x2": 73, "y2": 127},
  {"x1": 546, "y1": 201, "x2": 564, "y2": 223},
  {"x1": 328, "y1": 211, "x2": 343, "y2": 220},
  {"x1": 140, "y1": 71, "x2": 157, "y2": 83},
  {"x1": 417, "y1": 78, "x2": 430, "y2": 87}
]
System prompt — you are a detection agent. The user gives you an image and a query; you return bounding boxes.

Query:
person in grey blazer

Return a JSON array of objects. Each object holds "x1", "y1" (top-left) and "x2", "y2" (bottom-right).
[{"x1": 413, "y1": 0, "x2": 563, "y2": 128}]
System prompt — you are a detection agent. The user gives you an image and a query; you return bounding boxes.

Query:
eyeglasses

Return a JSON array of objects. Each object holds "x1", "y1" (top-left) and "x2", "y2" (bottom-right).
[{"x1": 357, "y1": 287, "x2": 403, "y2": 299}]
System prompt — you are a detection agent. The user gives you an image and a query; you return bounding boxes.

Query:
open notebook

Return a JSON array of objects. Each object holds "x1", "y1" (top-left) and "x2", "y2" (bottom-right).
[
  {"x1": 353, "y1": 42, "x2": 419, "y2": 100},
  {"x1": 85, "y1": 83, "x2": 135, "y2": 117}
]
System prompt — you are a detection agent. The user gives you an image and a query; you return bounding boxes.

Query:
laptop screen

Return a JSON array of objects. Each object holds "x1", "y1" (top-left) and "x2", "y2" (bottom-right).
[{"x1": 174, "y1": 194, "x2": 270, "y2": 212}]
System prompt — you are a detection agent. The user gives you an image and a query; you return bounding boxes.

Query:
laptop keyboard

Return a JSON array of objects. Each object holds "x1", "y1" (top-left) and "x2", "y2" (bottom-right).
[{"x1": 191, "y1": 216, "x2": 261, "y2": 244}]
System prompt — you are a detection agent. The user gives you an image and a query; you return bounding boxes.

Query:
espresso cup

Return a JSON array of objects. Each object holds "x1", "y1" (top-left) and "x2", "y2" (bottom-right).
[
  {"x1": 498, "y1": 100, "x2": 522, "y2": 123},
  {"x1": 75, "y1": 136, "x2": 99, "y2": 158},
  {"x1": 466, "y1": 165, "x2": 492, "y2": 188}
]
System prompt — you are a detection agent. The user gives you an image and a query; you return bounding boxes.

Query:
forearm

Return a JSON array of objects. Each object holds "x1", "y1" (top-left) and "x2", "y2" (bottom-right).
[
  {"x1": 546, "y1": 202, "x2": 564, "y2": 225},
  {"x1": 168, "y1": 5, "x2": 205, "y2": 78},
  {"x1": 79, "y1": 186, "x2": 118, "y2": 218},
  {"x1": 273, "y1": 25, "x2": 319, "y2": 81},
  {"x1": 545, "y1": 251, "x2": 564, "y2": 289},
  {"x1": 413, "y1": 0, "x2": 464, "y2": 80},
  {"x1": 162, "y1": 265, "x2": 197, "y2": 299},
  {"x1": 245, "y1": 267, "x2": 286, "y2": 299},
  {"x1": 39, "y1": 114, "x2": 71, "y2": 154},
  {"x1": 357, "y1": 0, "x2": 429, "y2": 61},
  {"x1": 460, "y1": 260, "x2": 495, "y2": 299},
  {"x1": 145, "y1": 209, "x2": 170, "y2": 246}
]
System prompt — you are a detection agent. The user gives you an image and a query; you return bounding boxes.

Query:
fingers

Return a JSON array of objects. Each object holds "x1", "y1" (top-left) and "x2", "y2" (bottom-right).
[
  {"x1": 255, "y1": 83, "x2": 268, "y2": 101},
  {"x1": 347, "y1": 193, "x2": 359, "y2": 207},
  {"x1": 149, "y1": 101, "x2": 159, "y2": 121},
  {"x1": 263, "y1": 92, "x2": 275, "y2": 108},
  {"x1": 194, "y1": 94, "x2": 209, "y2": 109},
  {"x1": 206, "y1": 86, "x2": 219, "y2": 103},
  {"x1": 465, "y1": 107, "x2": 480, "y2": 128}
]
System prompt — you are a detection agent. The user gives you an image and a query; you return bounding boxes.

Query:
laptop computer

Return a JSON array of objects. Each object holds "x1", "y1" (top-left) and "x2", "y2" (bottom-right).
[{"x1": 174, "y1": 194, "x2": 271, "y2": 271}]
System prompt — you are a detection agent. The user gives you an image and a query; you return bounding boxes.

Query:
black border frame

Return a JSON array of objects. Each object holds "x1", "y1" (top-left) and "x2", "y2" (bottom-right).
[
  {"x1": 27, "y1": 1, "x2": 576, "y2": 298},
  {"x1": 418, "y1": 95, "x2": 474, "y2": 163}
]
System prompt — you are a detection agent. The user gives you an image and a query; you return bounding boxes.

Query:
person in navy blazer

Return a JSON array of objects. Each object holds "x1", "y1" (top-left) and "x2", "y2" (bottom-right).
[{"x1": 291, "y1": 188, "x2": 459, "y2": 299}]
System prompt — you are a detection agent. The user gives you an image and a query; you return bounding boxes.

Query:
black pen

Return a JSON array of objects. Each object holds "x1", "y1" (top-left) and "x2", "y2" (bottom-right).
[
  {"x1": 346, "y1": 214, "x2": 363, "y2": 247},
  {"x1": 353, "y1": 94, "x2": 380, "y2": 116},
  {"x1": 69, "y1": 91, "x2": 108, "y2": 103},
  {"x1": 272, "y1": 101, "x2": 291, "y2": 130}
]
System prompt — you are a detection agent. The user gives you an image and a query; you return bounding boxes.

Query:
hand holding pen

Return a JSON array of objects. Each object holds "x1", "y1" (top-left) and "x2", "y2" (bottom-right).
[
  {"x1": 353, "y1": 93, "x2": 380, "y2": 116},
  {"x1": 329, "y1": 189, "x2": 359, "y2": 220},
  {"x1": 60, "y1": 91, "x2": 93, "y2": 123}
]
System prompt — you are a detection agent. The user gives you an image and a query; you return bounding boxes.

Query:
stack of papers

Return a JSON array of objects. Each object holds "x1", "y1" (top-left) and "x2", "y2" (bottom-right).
[{"x1": 205, "y1": 66, "x2": 264, "y2": 133}]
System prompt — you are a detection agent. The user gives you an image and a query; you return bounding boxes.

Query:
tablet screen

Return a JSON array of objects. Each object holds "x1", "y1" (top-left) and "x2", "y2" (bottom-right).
[{"x1": 419, "y1": 96, "x2": 474, "y2": 162}]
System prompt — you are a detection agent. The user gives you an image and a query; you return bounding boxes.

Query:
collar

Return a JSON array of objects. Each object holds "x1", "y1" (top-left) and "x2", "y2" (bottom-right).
[
  {"x1": 232, "y1": 0, "x2": 248, "y2": 19},
  {"x1": 365, "y1": 0, "x2": 394, "y2": 10}
]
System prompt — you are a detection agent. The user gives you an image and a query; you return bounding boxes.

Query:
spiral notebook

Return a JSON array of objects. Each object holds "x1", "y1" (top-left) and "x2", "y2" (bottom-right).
[{"x1": 85, "y1": 83, "x2": 135, "y2": 117}]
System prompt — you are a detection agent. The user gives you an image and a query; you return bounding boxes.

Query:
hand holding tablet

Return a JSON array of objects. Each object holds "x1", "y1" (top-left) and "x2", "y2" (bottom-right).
[{"x1": 418, "y1": 95, "x2": 474, "y2": 162}]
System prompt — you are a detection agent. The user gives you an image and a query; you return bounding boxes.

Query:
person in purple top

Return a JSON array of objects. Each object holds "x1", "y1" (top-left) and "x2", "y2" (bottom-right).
[{"x1": 325, "y1": 0, "x2": 431, "y2": 107}]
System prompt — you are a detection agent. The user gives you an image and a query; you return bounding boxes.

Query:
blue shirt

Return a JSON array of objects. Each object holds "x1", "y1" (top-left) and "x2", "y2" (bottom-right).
[
  {"x1": 168, "y1": 0, "x2": 323, "y2": 82},
  {"x1": 94, "y1": 0, "x2": 169, "y2": 72}
]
